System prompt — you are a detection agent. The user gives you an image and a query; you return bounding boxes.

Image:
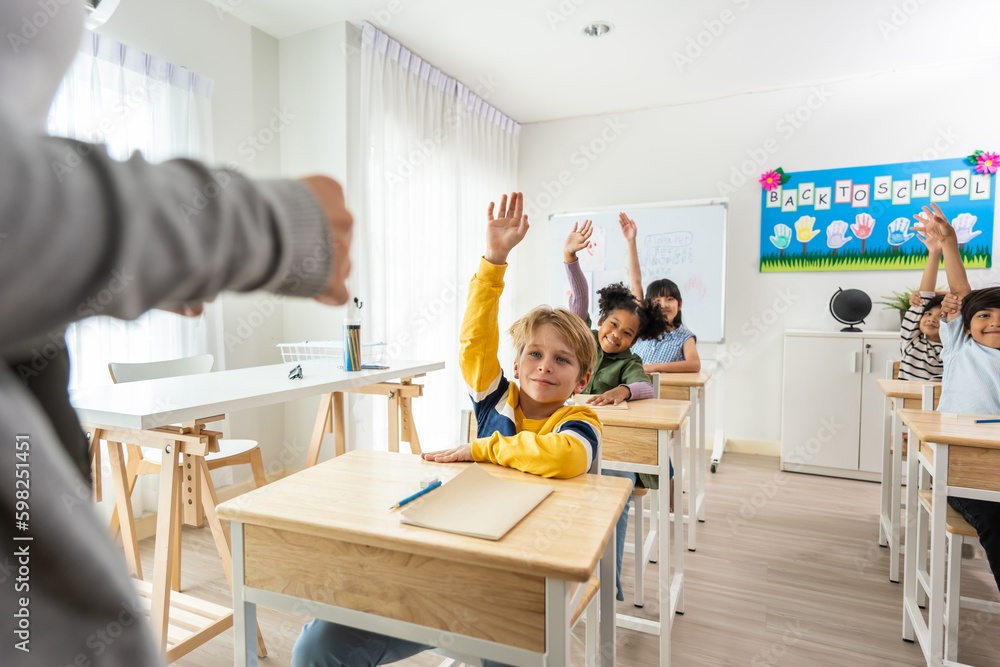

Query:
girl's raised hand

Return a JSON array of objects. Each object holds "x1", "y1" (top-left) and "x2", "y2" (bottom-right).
[
  {"x1": 563, "y1": 219, "x2": 593, "y2": 262},
  {"x1": 619, "y1": 212, "x2": 637, "y2": 242},
  {"x1": 485, "y1": 192, "x2": 530, "y2": 265}
]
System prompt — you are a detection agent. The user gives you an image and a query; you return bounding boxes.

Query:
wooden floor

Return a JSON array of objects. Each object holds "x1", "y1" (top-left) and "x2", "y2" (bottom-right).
[{"x1": 140, "y1": 453, "x2": 1000, "y2": 666}]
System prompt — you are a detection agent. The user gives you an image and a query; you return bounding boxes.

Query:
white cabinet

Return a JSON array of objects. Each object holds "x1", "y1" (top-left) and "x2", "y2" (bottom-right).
[{"x1": 780, "y1": 330, "x2": 899, "y2": 481}]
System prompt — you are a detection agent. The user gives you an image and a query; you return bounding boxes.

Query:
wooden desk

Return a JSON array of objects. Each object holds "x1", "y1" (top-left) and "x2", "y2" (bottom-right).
[
  {"x1": 898, "y1": 409, "x2": 1000, "y2": 666},
  {"x1": 217, "y1": 450, "x2": 631, "y2": 667},
  {"x1": 594, "y1": 398, "x2": 691, "y2": 667},
  {"x1": 875, "y1": 378, "x2": 941, "y2": 583},
  {"x1": 71, "y1": 360, "x2": 444, "y2": 662},
  {"x1": 659, "y1": 371, "x2": 712, "y2": 551}
]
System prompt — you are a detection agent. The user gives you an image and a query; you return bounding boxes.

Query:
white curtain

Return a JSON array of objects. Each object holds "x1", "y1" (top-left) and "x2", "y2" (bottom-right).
[
  {"x1": 47, "y1": 32, "x2": 215, "y2": 519},
  {"x1": 358, "y1": 23, "x2": 520, "y2": 451},
  {"x1": 47, "y1": 31, "x2": 215, "y2": 392}
]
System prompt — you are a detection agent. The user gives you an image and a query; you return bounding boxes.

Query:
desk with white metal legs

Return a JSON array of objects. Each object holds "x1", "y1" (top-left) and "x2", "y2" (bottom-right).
[
  {"x1": 899, "y1": 410, "x2": 1000, "y2": 667},
  {"x1": 219, "y1": 451, "x2": 631, "y2": 667},
  {"x1": 597, "y1": 398, "x2": 691, "y2": 667},
  {"x1": 876, "y1": 375, "x2": 940, "y2": 583},
  {"x1": 659, "y1": 372, "x2": 711, "y2": 551}
]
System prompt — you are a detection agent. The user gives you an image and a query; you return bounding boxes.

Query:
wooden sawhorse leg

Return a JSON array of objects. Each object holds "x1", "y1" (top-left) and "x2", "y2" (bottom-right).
[
  {"x1": 106, "y1": 439, "x2": 142, "y2": 580},
  {"x1": 398, "y1": 378, "x2": 421, "y2": 454},
  {"x1": 305, "y1": 377, "x2": 426, "y2": 466}
]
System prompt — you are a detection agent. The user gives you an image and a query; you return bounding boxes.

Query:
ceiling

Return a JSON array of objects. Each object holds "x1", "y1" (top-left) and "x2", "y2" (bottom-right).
[{"x1": 208, "y1": 0, "x2": 1000, "y2": 124}]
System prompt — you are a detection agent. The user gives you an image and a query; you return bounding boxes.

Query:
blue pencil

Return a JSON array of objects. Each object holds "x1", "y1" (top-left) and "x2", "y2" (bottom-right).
[
  {"x1": 975, "y1": 419, "x2": 1000, "y2": 423},
  {"x1": 389, "y1": 480, "x2": 442, "y2": 511}
]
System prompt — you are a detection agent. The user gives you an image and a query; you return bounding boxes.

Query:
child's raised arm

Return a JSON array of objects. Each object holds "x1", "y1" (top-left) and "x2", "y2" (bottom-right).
[
  {"x1": 564, "y1": 221, "x2": 593, "y2": 321},
  {"x1": 619, "y1": 212, "x2": 644, "y2": 302},
  {"x1": 916, "y1": 227, "x2": 943, "y2": 294},
  {"x1": 563, "y1": 220, "x2": 593, "y2": 264},
  {"x1": 914, "y1": 203, "x2": 970, "y2": 321},
  {"x1": 900, "y1": 225, "x2": 944, "y2": 343},
  {"x1": 484, "y1": 192, "x2": 530, "y2": 266}
]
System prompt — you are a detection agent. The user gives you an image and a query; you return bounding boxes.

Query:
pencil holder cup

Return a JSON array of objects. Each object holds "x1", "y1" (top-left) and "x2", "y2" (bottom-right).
[{"x1": 343, "y1": 320, "x2": 361, "y2": 371}]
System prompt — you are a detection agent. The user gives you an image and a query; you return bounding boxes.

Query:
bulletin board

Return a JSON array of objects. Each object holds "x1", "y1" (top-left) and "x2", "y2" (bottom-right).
[
  {"x1": 548, "y1": 201, "x2": 727, "y2": 343},
  {"x1": 759, "y1": 156, "x2": 995, "y2": 272}
]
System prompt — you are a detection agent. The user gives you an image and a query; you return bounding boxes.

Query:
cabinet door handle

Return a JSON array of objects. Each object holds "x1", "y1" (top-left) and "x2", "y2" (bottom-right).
[
  {"x1": 851, "y1": 351, "x2": 859, "y2": 373},
  {"x1": 864, "y1": 346, "x2": 872, "y2": 374}
]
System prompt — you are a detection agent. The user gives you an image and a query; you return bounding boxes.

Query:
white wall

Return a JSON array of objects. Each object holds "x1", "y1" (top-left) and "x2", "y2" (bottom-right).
[
  {"x1": 279, "y1": 21, "x2": 363, "y2": 467},
  {"x1": 97, "y1": 0, "x2": 289, "y2": 483},
  {"x1": 518, "y1": 59, "x2": 1000, "y2": 448}
]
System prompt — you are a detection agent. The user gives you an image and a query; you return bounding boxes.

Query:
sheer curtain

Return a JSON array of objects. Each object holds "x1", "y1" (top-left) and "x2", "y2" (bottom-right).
[
  {"x1": 47, "y1": 32, "x2": 215, "y2": 519},
  {"x1": 47, "y1": 31, "x2": 215, "y2": 391},
  {"x1": 358, "y1": 23, "x2": 520, "y2": 451}
]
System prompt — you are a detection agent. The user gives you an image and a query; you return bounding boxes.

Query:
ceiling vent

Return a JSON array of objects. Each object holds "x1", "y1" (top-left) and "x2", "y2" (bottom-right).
[{"x1": 84, "y1": 0, "x2": 121, "y2": 29}]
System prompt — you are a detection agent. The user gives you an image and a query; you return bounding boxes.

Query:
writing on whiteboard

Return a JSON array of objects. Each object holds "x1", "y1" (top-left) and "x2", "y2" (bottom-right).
[{"x1": 643, "y1": 231, "x2": 695, "y2": 269}]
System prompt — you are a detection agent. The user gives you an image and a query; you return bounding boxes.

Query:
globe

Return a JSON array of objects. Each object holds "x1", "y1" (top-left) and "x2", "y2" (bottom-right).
[{"x1": 829, "y1": 288, "x2": 872, "y2": 332}]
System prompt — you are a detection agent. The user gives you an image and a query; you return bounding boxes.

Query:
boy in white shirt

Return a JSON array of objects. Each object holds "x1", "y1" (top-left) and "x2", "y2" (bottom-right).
[{"x1": 916, "y1": 202, "x2": 1000, "y2": 593}]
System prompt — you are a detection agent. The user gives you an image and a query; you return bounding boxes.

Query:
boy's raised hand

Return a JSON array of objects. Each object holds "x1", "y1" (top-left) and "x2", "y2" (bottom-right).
[
  {"x1": 485, "y1": 192, "x2": 530, "y2": 265},
  {"x1": 909, "y1": 290, "x2": 923, "y2": 309},
  {"x1": 619, "y1": 212, "x2": 637, "y2": 243},
  {"x1": 564, "y1": 219, "x2": 593, "y2": 263},
  {"x1": 913, "y1": 202, "x2": 955, "y2": 245}
]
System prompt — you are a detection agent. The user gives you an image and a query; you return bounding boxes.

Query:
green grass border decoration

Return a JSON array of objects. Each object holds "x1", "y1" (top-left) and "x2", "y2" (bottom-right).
[{"x1": 760, "y1": 245, "x2": 992, "y2": 273}]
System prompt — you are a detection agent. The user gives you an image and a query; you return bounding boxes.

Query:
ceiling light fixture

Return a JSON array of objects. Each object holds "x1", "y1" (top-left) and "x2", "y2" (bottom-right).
[{"x1": 582, "y1": 22, "x2": 613, "y2": 37}]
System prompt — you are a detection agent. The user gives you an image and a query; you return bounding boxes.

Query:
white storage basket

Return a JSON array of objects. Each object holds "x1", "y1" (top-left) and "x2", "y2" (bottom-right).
[{"x1": 277, "y1": 340, "x2": 387, "y2": 365}]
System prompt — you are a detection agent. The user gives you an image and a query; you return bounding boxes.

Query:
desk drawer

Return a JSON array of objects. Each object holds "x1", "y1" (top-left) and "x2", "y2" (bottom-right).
[
  {"x1": 948, "y1": 446, "x2": 1000, "y2": 492},
  {"x1": 920, "y1": 442, "x2": 1000, "y2": 492},
  {"x1": 602, "y1": 425, "x2": 658, "y2": 466},
  {"x1": 659, "y1": 385, "x2": 689, "y2": 401},
  {"x1": 242, "y1": 525, "x2": 545, "y2": 651}
]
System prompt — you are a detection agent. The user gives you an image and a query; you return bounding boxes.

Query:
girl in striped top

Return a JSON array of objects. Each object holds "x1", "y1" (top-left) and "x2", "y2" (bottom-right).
[{"x1": 898, "y1": 230, "x2": 944, "y2": 381}]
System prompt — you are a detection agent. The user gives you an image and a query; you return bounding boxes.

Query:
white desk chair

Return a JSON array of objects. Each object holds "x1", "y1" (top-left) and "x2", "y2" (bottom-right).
[
  {"x1": 913, "y1": 490, "x2": 998, "y2": 663},
  {"x1": 452, "y1": 410, "x2": 602, "y2": 666},
  {"x1": 106, "y1": 354, "x2": 267, "y2": 591}
]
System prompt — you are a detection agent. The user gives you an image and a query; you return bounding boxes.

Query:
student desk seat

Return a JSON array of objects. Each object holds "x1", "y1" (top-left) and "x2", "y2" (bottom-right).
[
  {"x1": 898, "y1": 409, "x2": 1000, "y2": 667},
  {"x1": 71, "y1": 360, "x2": 444, "y2": 663},
  {"x1": 876, "y1": 375, "x2": 941, "y2": 583},
  {"x1": 594, "y1": 398, "x2": 690, "y2": 667},
  {"x1": 217, "y1": 450, "x2": 631, "y2": 667}
]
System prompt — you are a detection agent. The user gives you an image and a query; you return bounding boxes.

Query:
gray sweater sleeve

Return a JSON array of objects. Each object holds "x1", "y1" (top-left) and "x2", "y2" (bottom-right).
[{"x1": 0, "y1": 111, "x2": 333, "y2": 358}]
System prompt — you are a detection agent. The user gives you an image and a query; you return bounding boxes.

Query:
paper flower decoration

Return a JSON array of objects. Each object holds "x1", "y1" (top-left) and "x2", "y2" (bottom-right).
[
  {"x1": 759, "y1": 167, "x2": 791, "y2": 190},
  {"x1": 760, "y1": 170, "x2": 781, "y2": 190},
  {"x1": 976, "y1": 151, "x2": 999, "y2": 175},
  {"x1": 966, "y1": 150, "x2": 998, "y2": 173}
]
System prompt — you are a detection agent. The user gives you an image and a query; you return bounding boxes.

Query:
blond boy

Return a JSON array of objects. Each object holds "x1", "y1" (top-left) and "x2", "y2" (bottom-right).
[
  {"x1": 292, "y1": 192, "x2": 602, "y2": 667},
  {"x1": 422, "y1": 191, "x2": 603, "y2": 476}
]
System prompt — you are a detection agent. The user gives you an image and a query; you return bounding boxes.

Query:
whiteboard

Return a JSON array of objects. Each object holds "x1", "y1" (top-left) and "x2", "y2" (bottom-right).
[{"x1": 548, "y1": 201, "x2": 727, "y2": 343}]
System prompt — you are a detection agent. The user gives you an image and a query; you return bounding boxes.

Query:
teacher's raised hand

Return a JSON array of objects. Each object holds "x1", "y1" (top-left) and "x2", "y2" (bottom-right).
[{"x1": 301, "y1": 175, "x2": 355, "y2": 306}]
